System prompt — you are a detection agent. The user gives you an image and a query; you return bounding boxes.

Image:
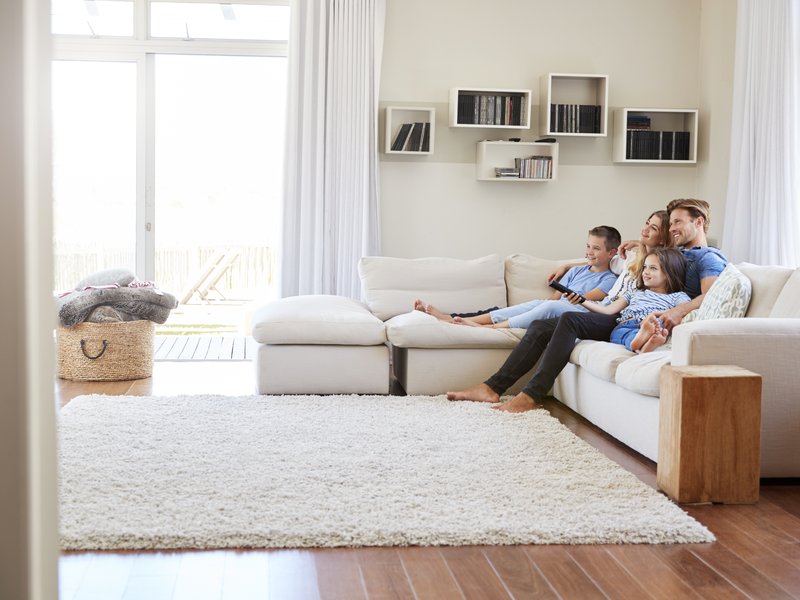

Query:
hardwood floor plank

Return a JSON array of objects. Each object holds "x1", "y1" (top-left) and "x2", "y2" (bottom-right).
[
  {"x1": 647, "y1": 545, "x2": 748, "y2": 599},
  {"x1": 314, "y1": 549, "x2": 367, "y2": 600},
  {"x1": 231, "y1": 336, "x2": 246, "y2": 360},
  {"x1": 761, "y1": 485, "x2": 800, "y2": 519},
  {"x1": 726, "y1": 503, "x2": 800, "y2": 567},
  {"x1": 524, "y1": 546, "x2": 606, "y2": 599},
  {"x1": 70, "y1": 553, "x2": 134, "y2": 600},
  {"x1": 246, "y1": 336, "x2": 258, "y2": 360},
  {"x1": 354, "y1": 548, "x2": 415, "y2": 600},
  {"x1": 220, "y1": 551, "x2": 270, "y2": 600},
  {"x1": 687, "y1": 505, "x2": 800, "y2": 595},
  {"x1": 604, "y1": 545, "x2": 701, "y2": 600},
  {"x1": 481, "y1": 546, "x2": 558, "y2": 599},
  {"x1": 267, "y1": 550, "x2": 320, "y2": 600},
  {"x1": 171, "y1": 551, "x2": 226, "y2": 600},
  {"x1": 59, "y1": 552, "x2": 94, "y2": 600},
  {"x1": 395, "y1": 546, "x2": 464, "y2": 600},
  {"x1": 567, "y1": 545, "x2": 656, "y2": 600},
  {"x1": 438, "y1": 546, "x2": 510, "y2": 600}
]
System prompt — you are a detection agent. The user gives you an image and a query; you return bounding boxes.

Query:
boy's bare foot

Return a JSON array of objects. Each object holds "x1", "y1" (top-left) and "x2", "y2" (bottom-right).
[
  {"x1": 630, "y1": 314, "x2": 659, "y2": 352},
  {"x1": 413, "y1": 299, "x2": 426, "y2": 312},
  {"x1": 446, "y1": 383, "x2": 500, "y2": 403},
  {"x1": 492, "y1": 392, "x2": 538, "y2": 412},
  {"x1": 640, "y1": 329, "x2": 668, "y2": 353}
]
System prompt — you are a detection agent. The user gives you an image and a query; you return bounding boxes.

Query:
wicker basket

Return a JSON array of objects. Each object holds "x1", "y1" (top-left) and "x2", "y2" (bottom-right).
[{"x1": 57, "y1": 320, "x2": 155, "y2": 381}]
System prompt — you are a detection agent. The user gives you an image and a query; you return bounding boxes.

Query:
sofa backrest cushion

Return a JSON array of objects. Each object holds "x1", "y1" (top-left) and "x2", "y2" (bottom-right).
[
  {"x1": 504, "y1": 254, "x2": 579, "y2": 306},
  {"x1": 359, "y1": 254, "x2": 507, "y2": 321},
  {"x1": 688, "y1": 263, "x2": 752, "y2": 321},
  {"x1": 737, "y1": 262, "x2": 794, "y2": 317},
  {"x1": 770, "y1": 268, "x2": 800, "y2": 318}
]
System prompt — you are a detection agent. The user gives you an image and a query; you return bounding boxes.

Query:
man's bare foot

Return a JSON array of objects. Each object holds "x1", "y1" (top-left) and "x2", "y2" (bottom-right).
[
  {"x1": 630, "y1": 314, "x2": 659, "y2": 352},
  {"x1": 492, "y1": 392, "x2": 538, "y2": 412},
  {"x1": 446, "y1": 383, "x2": 501, "y2": 403},
  {"x1": 640, "y1": 329, "x2": 668, "y2": 353}
]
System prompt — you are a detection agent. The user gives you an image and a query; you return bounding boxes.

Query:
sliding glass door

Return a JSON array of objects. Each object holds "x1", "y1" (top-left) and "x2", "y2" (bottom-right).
[{"x1": 51, "y1": 60, "x2": 137, "y2": 292}]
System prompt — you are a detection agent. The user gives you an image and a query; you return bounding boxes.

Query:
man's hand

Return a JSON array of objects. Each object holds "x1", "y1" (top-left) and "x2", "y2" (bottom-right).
[{"x1": 617, "y1": 240, "x2": 640, "y2": 260}]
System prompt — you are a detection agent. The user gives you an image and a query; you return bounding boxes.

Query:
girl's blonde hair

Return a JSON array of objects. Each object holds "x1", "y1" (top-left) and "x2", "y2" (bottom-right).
[
  {"x1": 626, "y1": 210, "x2": 671, "y2": 277},
  {"x1": 635, "y1": 247, "x2": 686, "y2": 293}
]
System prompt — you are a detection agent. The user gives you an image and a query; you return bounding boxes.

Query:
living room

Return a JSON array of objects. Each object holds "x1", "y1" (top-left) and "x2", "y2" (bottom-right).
[{"x1": 4, "y1": 0, "x2": 800, "y2": 599}]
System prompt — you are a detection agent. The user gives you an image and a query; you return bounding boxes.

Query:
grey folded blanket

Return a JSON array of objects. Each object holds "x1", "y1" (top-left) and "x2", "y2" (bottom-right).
[{"x1": 58, "y1": 286, "x2": 178, "y2": 327}]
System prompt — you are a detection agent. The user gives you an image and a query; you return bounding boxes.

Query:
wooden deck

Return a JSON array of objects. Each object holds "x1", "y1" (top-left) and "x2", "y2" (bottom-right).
[{"x1": 154, "y1": 335, "x2": 257, "y2": 361}]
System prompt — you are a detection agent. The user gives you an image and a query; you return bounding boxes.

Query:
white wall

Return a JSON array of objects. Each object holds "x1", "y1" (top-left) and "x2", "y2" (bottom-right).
[
  {"x1": 0, "y1": 0, "x2": 59, "y2": 597},
  {"x1": 378, "y1": 0, "x2": 735, "y2": 259}
]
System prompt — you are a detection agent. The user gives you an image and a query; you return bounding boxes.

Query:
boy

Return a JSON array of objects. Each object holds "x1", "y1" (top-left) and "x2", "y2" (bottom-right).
[{"x1": 418, "y1": 225, "x2": 621, "y2": 329}]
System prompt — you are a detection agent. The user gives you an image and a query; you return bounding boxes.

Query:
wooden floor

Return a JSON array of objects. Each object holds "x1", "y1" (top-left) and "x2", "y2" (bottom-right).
[
  {"x1": 154, "y1": 335, "x2": 257, "y2": 361},
  {"x1": 56, "y1": 363, "x2": 800, "y2": 600}
]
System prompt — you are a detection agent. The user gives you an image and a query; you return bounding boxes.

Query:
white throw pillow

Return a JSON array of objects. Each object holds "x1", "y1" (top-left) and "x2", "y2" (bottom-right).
[{"x1": 692, "y1": 263, "x2": 752, "y2": 321}]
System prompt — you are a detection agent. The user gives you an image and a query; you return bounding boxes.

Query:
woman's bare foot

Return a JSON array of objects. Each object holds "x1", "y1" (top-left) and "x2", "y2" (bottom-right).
[
  {"x1": 452, "y1": 316, "x2": 481, "y2": 327},
  {"x1": 492, "y1": 392, "x2": 538, "y2": 412},
  {"x1": 630, "y1": 314, "x2": 659, "y2": 352},
  {"x1": 446, "y1": 383, "x2": 501, "y2": 403},
  {"x1": 640, "y1": 329, "x2": 668, "y2": 353}
]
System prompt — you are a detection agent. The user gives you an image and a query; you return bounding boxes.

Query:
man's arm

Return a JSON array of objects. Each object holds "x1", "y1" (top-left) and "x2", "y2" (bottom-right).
[{"x1": 654, "y1": 275, "x2": 718, "y2": 330}]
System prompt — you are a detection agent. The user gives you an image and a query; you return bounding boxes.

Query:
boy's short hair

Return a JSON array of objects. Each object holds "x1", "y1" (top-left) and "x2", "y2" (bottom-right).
[
  {"x1": 588, "y1": 225, "x2": 622, "y2": 251},
  {"x1": 667, "y1": 198, "x2": 710, "y2": 232}
]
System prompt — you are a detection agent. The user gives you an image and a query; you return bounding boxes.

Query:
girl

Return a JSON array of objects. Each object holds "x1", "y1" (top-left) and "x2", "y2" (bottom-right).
[{"x1": 578, "y1": 247, "x2": 689, "y2": 353}]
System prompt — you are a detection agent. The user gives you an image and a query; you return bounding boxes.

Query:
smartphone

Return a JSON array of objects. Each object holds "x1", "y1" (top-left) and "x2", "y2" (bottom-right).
[{"x1": 549, "y1": 280, "x2": 586, "y2": 303}]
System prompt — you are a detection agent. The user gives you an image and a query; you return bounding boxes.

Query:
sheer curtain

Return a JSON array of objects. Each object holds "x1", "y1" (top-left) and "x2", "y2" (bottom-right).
[
  {"x1": 280, "y1": 0, "x2": 385, "y2": 299},
  {"x1": 722, "y1": 0, "x2": 800, "y2": 267}
]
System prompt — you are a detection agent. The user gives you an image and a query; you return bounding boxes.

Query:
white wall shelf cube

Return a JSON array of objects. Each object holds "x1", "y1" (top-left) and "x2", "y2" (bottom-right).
[
  {"x1": 539, "y1": 73, "x2": 608, "y2": 137},
  {"x1": 612, "y1": 108, "x2": 698, "y2": 164},
  {"x1": 476, "y1": 140, "x2": 558, "y2": 181},
  {"x1": 385, "y1": 106, "x2": 435, "y2": 154},
  {"x1": 449, "y1": 88, "x2": 532, "y2": 129}
]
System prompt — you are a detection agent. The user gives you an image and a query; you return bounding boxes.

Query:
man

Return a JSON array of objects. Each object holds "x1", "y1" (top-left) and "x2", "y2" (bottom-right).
[{"x1": 446, "y1": 198, "x2": 727, "y2": 413}]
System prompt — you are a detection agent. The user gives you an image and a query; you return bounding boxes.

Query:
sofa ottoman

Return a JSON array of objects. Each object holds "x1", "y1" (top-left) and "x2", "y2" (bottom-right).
[{"x1": 251, "y1": 294, "x2": 389, "y2": 394}]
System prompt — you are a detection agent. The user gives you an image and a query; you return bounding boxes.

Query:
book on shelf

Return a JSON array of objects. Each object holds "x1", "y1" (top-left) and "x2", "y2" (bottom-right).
[
  {"x1": 457, "y1": 92, "x2": 526, "y2": 126},
  {"x1": 626, "y1": 129, "x2": 690, "y2": 160},
  {"x1": 495, "y1": 167, "x2": 520, "y2": 178},
  {"x1": 391, "y1": 123, "x2": 413, "y2": 151},
  {"x1": 550, "y1": 103, "x2": 601, "y2": 133},
  {"x1": 421, "y1": 122, "x2": 431, "y2": 152},
  {"x1": 513, "y1": 155, "x2": 553, "y2": 179}
]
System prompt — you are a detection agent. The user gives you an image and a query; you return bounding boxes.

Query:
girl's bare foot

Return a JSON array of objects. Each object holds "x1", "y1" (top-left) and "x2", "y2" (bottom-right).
[
  {"x1": 492, "y1": 392, "x2": 538, "y2": 412},
  {"x1": 446, "y1": 383, "x2": 501, "y2": 403},
  {"x1": 640, "y1": 329, "x2": 668, "y2": 353},
  {"x1": 630, "y1": 314, "x2": 659, "y2": 352}
]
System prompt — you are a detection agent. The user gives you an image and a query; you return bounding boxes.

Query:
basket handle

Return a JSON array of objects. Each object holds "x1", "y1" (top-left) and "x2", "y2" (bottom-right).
[{"x1": 80, "y1": 339, "x2": 108, "y2": 360}]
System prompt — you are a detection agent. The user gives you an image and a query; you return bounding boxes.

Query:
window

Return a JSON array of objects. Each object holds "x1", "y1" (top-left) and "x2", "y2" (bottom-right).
[{"x1": 51, "y1": 0, "x2": 289, "y2": 332}]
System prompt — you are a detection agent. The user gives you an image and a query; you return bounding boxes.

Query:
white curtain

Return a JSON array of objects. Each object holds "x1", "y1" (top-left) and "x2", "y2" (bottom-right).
[
  {"x1": 722, "y1": 0, "x2": 800, "y2": 266},
  {"x1": 280, "y1": 0, "x2": 385, "y2": 298}
]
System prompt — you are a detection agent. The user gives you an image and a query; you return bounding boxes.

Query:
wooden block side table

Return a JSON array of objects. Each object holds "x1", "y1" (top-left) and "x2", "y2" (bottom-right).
[{"x1": 657, "y1": 365, "x2": 762, "y2": 504}]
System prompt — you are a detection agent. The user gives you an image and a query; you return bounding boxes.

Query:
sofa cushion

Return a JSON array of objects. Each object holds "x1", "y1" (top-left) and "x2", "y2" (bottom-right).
[
  {"x1": 569, "y1": 340, "x2": 633, "y2": 383},
  {"x1": 737, "y1": 262, "x2": 794, "y2": 317},
  {"x1": 614, "y1": 351, "x2": 672, "y2": 397},
  {"x1": 385, "y1": 311, "x2": 521, "y2": 349},
  {"x1": 359, "y1": 255, "x2": 506, "y2": 321},
  {"x1": 504, "y1": 254, "x2": 568, "y2": 306},
  {"x1": 251, "y1": 294, "x2": 386, "y2": 345},
  {"x1": 691, "y1": 263, "x2": 752, "y2": 320},
  {"x1": 770, "y1": 268, "x2": 800, "y2": 318}
]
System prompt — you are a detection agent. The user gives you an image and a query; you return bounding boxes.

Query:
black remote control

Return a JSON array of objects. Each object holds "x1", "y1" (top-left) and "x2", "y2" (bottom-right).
[{"x1": 549, "y1": 280, "x2": 586, "y2": 303}]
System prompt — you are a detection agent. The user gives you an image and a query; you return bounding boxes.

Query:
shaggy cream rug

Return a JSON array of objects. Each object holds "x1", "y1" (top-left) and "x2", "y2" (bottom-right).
[{"x1": 58, "y1": 394, "x2": 714, "y2": 550}]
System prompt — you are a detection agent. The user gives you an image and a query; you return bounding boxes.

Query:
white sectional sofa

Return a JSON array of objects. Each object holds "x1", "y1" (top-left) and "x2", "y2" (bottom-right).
[{"x1": 252, "y1": 253, "x2": 800, "y2": 477}]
